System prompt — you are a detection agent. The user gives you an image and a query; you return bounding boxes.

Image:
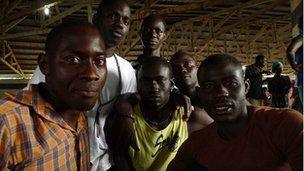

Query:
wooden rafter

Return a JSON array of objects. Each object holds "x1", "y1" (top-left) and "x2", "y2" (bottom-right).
[
  {"x1": 41, "y1": 3, "x2": 87, "y2": 27},
  {"x1": 195, "y1": 0, "x2": 285, "y2": 56},
  {"x1": 0, "y1": 28, "x2": 51, "y2": 40},
  {"x1": 0, "y1": 0, "x2": 65, "y2": 26},
  {"x1": 0, "y1": 40, "x2": 25, "y2": 78}
]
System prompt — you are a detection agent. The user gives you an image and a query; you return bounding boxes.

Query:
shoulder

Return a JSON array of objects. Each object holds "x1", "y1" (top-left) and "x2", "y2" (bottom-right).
[
  {"x1": 0, "y1": 97, "x2": 30, "y2": 129},
  {"x1": 115, "y1": 54, "x2": 134, "y2": 68},
  {"x1": 251, "y1": 106, "x2": 302, "y2": 128}
]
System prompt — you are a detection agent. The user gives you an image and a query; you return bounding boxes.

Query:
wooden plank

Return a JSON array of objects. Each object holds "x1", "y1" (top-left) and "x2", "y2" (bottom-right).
[
  {"x1": 0, "y1": 0, "x2": 65, "y2": 26},
  {"x1": 41, "y1": 3, "x2": 86, "y2": 27},
  {"x1": 0, "y1": 28, "x2": 51, "y2": 40}
]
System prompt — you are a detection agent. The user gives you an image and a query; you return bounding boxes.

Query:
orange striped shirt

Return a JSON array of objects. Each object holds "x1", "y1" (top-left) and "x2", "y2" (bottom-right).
[{"x1": 0, "y1": 85, "x2": 90, "y2": 170}]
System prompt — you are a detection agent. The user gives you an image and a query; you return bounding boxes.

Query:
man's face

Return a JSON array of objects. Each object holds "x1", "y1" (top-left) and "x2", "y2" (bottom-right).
[
  {"x1": 197, "y1": 64, "x2": 249, "y2": 123},
  {"x1": 138, "y1": 64, "x2": 171, "y2": 110},
  {"x1": 171, "y1": 54, "x2": 197, "y2": 89},
  {"x1": 141, "y1": 18, "x2": 166, "y2": 50},
  {"x1": 44, "y1": 27, "x2": 107, "y2": 111},
  {"x1": 97, "y1": 1, "x2": 130, "y2": 47},
  {"x1": 257, "y1": 57, "x2": 266, "y2": 68}
]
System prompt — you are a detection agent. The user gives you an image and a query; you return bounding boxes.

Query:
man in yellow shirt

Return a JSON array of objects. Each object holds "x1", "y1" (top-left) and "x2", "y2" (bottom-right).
[{"x1": 109, "y1": 57, "x2": 211, "y2": 171}]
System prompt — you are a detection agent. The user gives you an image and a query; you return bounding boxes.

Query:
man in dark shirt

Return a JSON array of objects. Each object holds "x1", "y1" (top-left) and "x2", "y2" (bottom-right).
[{"x1": 245, "y1": 54, "x2": 268, "y2": 106}]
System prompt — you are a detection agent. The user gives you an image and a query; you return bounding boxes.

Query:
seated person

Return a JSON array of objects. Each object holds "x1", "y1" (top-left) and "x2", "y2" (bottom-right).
[
  {"x1": 168, "y1": 54, "x2": 303, "y2": 170},
  {"x1": 267, "y1": 61, "x2": 291, "y2": 108},
  {"x1": 107, "y1": 57, "x2": 211, "y2": 171},
  {"x1": 170, "y1": 50, "x2": 213, "y2": 132},
  {"x1": 0, "y1": 22, "x2": 107, "y2": 170}
]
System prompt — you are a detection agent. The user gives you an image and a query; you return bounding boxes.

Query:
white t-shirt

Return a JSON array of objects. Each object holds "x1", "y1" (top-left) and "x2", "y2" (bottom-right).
[
  {"x1": 88, "y1": 54, "x2": 137, "y2": 171},
  {"x1": 26, "y1": 54, "x2": 137, "y2": 170},
  {"x1": 24, "y1": 67, "x2": 45, "y2": 90}
]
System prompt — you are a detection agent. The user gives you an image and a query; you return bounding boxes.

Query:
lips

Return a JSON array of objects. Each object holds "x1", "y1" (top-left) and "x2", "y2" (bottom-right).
[
  {"x1": 74, "y1": 89, "x2": 99, "y2": 98},
  {"x1": 212, "y1": 103, "x2": 233, "y2": 115},
  {"x1": 112, "y1": 29, "x2": 123, "y2": 38}
]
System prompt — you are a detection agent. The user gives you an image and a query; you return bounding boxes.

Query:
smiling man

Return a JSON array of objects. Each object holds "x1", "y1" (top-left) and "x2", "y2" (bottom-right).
[
  {"x1": 168, "y1": 54, "x2": 303, "y2": 171},
  {"x1": 0, "y1": 22, "x2": 107, "y2": 170}
]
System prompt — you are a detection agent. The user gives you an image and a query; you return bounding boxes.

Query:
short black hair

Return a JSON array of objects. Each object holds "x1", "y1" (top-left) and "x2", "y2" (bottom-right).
[
  {"x1": 138, "y1": 56, "x2": 172, "y2": 78},
  {"x1": 255, "y1": 54, "x2": 265, "y2": 63},
  {"x1": 45, "y1": 21, "x2": 97, "y2": 55},
  {"x1": 198, "y1": 54, "x2": 244, "y2": 79},
  {"x1": 170, "y1": 50, "x2": 196, "y2": 64},
  {"x1": 140, "y1": 14, "x2": 166, "y2": 31},
  {"x1": 96, "y1": 0, "x2": 129, "y2": 17}
]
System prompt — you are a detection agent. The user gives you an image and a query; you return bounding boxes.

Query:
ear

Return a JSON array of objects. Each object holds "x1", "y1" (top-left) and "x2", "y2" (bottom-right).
[
  {"x1": 244, "y1": 78, "x2": 250, "y2": 95},
  {"x1": 38, "y1": 53, "x2": 50, "y2": 75}
]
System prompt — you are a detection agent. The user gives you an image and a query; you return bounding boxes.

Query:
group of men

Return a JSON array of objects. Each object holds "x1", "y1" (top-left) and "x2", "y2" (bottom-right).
[{"x1": 0, "y1": 0, "x2": 302, "y2": 170}]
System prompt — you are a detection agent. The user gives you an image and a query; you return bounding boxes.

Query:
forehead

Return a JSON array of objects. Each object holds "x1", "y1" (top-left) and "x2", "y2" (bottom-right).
[
  {"x1": 104, "y1": 1, "x2": 130, "y2": 16},
  {"x1": 56, "y1": 27, "x2": 103, "y2": 50},
  {"x1": 171, "y1": 54, "x2": 195, "y2": 64},
  {"x1": 198, "y1": 64, "x2": 243, "y2": 82},
  {"x1": 144, "y1": 18, "x2": 165, "y2": 28},
  {"x1": 139, "y1": 64, "x2": 171, "y2": 78}
]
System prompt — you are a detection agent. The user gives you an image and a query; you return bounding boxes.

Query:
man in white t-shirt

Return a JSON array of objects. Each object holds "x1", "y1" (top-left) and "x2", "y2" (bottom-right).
[{"x1": 26, "y1": 0, "x2": 136, "y2": 170}]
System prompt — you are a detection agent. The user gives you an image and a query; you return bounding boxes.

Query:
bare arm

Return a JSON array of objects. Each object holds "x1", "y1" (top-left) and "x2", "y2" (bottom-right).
[
  {"x1": 286, "y1": 35, "x2": 302, "y2": 72},
  {"x1": 187, "y1": 106, "x2": 213, "y2": 134}
]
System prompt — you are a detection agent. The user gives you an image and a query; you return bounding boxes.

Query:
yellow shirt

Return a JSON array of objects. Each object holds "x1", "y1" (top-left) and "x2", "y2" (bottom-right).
[{"x1": 129, "y1": 103, "x2": 188, "y2": 171}]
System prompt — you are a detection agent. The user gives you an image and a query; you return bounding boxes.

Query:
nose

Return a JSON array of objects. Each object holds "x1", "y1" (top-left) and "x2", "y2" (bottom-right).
[
  {"x1": 80, "y1": 60, "x2": 100, "y2": 81},
  {"x1": 180, "y1": 65, "x2": 187, "y2": 74},
  {"x1": 150, "y1": 80, "x2": 160, "y2": 91},
  {"x1": 114, "y1": 16, "x2": 124, "y2": 29},
  {"x1": 215, "y1": 84, "x2": 229, "y2": 98}
]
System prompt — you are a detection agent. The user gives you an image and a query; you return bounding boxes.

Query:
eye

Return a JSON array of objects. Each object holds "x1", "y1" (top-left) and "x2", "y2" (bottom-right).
[
  {"x1": 202, "y1": 82, "x2": 214, "y2": 90},
  {"x1": 123, "y1": 17, "x2": 130, "y2": 26},
  {"x1": 95, "y1": 57, "x2": 105, "y2": 67},
  {"x1": 227, "y1": 80, "x2": 239, "y2": 87},
  {"x1": 67, "y1": 56, "x2": 81, "y2": 65}
]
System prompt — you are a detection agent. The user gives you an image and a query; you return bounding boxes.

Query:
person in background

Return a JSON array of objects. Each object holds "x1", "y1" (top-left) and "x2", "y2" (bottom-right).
[
  {"x1": 267, "y1": 61, "x2": 291, "y2": 108},
  {"x1": 168, "y1": 54, "x2": 302, "y2": 170},
  {"x1": 0, "y1": 22, "x2": 107, "y2": 170},
  {"x1": 170, "y1": 50, "x2": 213, "y2": 132},
  {"x1": 132, "y1": 14, "x2": 166, "y2": 70},
  {"x1": 286, "y1": 16, "x2": 303, "y2": 112},
  {"x1": 245, "y1": 54, "x2": 269, "y2": 106}
]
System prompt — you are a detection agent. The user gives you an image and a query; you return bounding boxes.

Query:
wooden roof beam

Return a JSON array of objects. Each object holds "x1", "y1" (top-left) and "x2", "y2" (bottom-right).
[
  {"x1": 41, "y1": 3, "x2": 87, "y2": 27},
  {"x1": 132, "y1": 0, "x2": 240, "y2": 20},
  {"x1": 0, "y1": 28, "x2": 51, "y2": 40},
  {"x1": 195, "y1": 0, "x2": 285, "y2": 56},
  {"x1": 0, "y1": 0, "x2": 65, "y2": 26}
]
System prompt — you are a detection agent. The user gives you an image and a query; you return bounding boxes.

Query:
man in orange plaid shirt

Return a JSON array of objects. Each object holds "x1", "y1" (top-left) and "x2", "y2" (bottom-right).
[{"x1": 0, "y1": 21, "x2": 107, "y2": 170}]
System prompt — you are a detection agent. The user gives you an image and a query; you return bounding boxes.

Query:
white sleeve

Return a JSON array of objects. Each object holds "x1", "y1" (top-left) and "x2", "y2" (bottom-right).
[
  {"x1": 120, "y1": 59, "x2": 137, "y2": 94},
  {"x1": 24, "y1": 66, "x2": 45, "y2": 90}
]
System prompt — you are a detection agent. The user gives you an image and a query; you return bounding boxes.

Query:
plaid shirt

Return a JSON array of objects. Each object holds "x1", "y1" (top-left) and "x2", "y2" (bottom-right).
[{"x1": 0, "y1": 85, "x2": 90, "y2": 170}]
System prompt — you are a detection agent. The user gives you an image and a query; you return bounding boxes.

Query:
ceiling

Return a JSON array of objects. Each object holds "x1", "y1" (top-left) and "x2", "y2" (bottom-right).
[{"x1": 0, "y1": 0, "x2": 295, "y2": 81}]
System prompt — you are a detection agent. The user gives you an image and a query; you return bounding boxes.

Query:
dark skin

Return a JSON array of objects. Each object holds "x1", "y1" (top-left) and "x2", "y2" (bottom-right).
[
  {"x1": 141, "y1": 15, "x2": 166, "y2": 57},
  {"x1": 197, "y1": 63, "x2": 250, "y2": 139},
  {"x1": 170, "y1": 52, "x2": 213, "y2": 132},
  {"x1": 39, "y1": 26, "x2": 106, "y2": 130},
  {"x1": 94, "y1": 0, "x2": 130, "y2": 57},
  {"x1": 170, "y1": 52, "x2": 199, "y2": 105},
  {"x1": 111, "y1": 62, "x2": 209, "y2": 170},
  {"x1": 286, "y1": 17, "x2": 303, "y2": 73}
]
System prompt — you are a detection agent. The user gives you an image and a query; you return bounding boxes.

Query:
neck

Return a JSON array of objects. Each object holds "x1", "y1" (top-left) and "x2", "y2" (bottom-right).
[
  {"x1": 217, "y1": 106, "x2": 250, "y2": 140},
  {"x1": 38, "y1": 83, "x2": 79, "y2": 130},
  {"x1": 143, "y1": 47, "x2": 161, "y2": 57},
  {"x1": 105, "y1": 45, "x2": 116, "y2": 57},
  {"x1": 274, "y1": 73, "x2": 281, "y2": 77},
  {"x1": 141, "y1": 101, "x2": 173, "y2": 129},
  {"x1": 178, "y1": 84, "x2": 197, "y2": 98}
]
